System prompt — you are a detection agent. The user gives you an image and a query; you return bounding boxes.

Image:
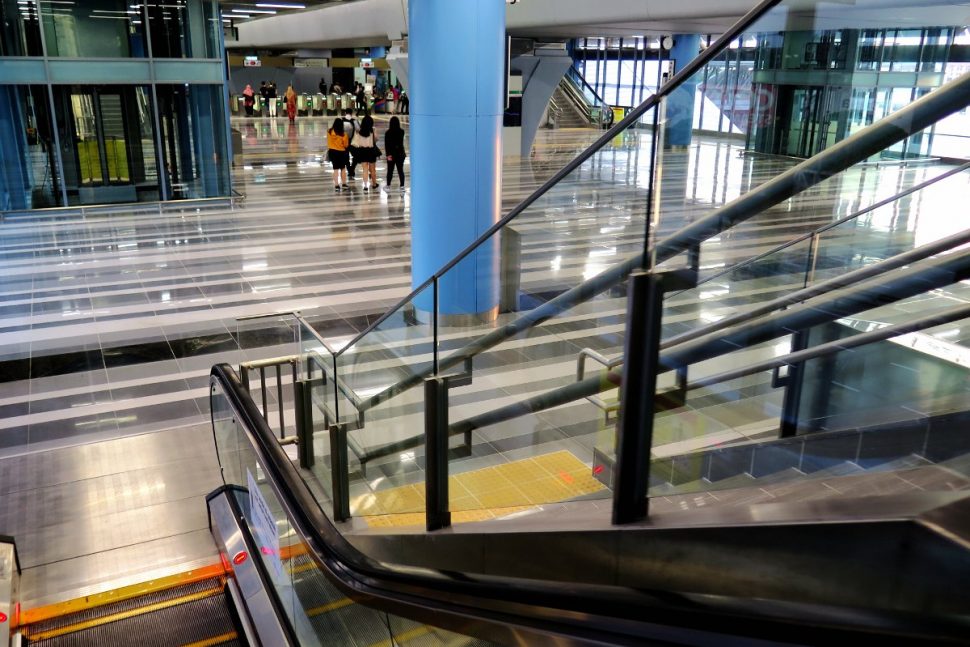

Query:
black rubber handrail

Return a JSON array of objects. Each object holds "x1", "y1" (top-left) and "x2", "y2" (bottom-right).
[
  {"x1": 209, "y1": 362, "x2": 970, "y2": 644},
  {"x1": 332, "y1": 0, "x2": 785, "y2": 363}
]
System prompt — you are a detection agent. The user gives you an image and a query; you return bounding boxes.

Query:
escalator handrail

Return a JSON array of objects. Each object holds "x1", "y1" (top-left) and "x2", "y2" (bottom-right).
[
  {"x1": 443, "y1": 245, "x2": 970, "y2": 442},
  {"x1": 566, "y1": 65, "x2": 609, "y2": 109},
  {"x1": 661, "y1": 222, "x2": 970, "y2": 350},
  {"x1": 209, "y1": 362, "x2": 966, "y2": 645},
  {"x1": 331, "y1": 0, "x2": 784, "y2": 363},
  {"x1": 669, "y1": 159, "x2": 970, "y2": 303},
  {"x1": 349, "y1": 68, "x2": 970, "y2": 418}
]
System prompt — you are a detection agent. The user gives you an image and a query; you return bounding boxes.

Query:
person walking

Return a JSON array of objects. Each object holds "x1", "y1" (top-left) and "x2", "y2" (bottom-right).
[
  {"x1": 384, "y1": 116, "x2": 406, "y2": 191},
  {"x1": 327, "y1": 118, "x2": 350, "y2": 192},
  {"x1": 398, "y1": 90, "x2": 409, "y2": 115},
  {"x1": 268, "y1": 80, "x2": 278, "y2": 118},
  {"x1": 285, "y1": 85, "x2": 297, "y2": 122},
  {"x1": 258, "y1": 81, "x2": 269, "y2": 116},
  {"x1": 341, "y1": 110, "x2": 358, "y2": 180},
  {"x1": 242, "y1": 84, "x2": 255, "y2": 117},
  {"x1": 351, "y1": 115, "x2": 379, "y2": 191},
  {"x1": 355, "y1": 84, "x2": 367, "y2": 116},
  {"x1": 318, "y1": 77, "x2": 328, "y2": 95}
]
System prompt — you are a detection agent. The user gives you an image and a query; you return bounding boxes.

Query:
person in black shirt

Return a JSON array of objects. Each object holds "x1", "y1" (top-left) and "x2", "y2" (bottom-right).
[
  {"x1": 384, "y1": 116, "x2": 406, "y2": 191},
  {"x1": 356, "y1": 84, "x2": 367, "y2": 116},
  {"x1": 318, "y1": 78, "x2": 327, "y2": 95},
  {"x1": 267, "y1": 81, "x2": 278, "y2": 117},
  {"x1": 259, "y1": 81, "x2": 271, "y2": 116}
]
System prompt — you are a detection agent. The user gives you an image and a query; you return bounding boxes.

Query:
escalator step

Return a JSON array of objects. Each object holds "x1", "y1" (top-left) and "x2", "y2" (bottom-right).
[
  {"x1": 24, "y1": 578, "x2": 243, "y2": 647},
  {"x1": 27, "y1": 578, "x2": 224, "y2": 635}
]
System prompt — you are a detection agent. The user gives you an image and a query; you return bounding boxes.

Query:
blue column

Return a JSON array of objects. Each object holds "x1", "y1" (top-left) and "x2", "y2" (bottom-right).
[
  {"x1": 409, "y1": 0, "x2": 505, "y2": 318},
  {"x1": 663, "y1": 34, "x2": 701, "y2": 149}
]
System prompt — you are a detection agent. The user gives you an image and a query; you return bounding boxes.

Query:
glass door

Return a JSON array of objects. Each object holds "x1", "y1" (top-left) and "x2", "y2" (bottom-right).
[{"x1": 54, "y1": 85, "x2": 160, "y2": 205}]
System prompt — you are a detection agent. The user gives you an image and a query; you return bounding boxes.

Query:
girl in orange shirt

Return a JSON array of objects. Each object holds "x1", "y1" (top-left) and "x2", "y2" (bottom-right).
[{"x1": 327, "y1": 118, "x2": 350, "y2": 191}]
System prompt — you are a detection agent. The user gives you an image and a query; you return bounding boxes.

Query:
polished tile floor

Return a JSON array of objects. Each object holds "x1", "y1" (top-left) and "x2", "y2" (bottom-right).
[{"x1": 1, "y1": 115, "x2": 968, "y2": 604}]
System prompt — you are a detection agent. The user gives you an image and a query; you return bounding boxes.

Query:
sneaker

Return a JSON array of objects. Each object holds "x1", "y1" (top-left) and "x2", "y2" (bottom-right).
[
  {"x1": 371, "y1": 183, "x2": 379, "y2": 190},
  {"x1": 334, "y1": 185, "x2": 341, "y2": 192},
  {"x1": 363, "y1": 186, "x2": 369, "y2": 192},
  {"x1": 399, "y1": 186, "x2": 406, "y2": 192},
  {"x1": 341, "y1": 184, "x2": 349, "y2": 190}
]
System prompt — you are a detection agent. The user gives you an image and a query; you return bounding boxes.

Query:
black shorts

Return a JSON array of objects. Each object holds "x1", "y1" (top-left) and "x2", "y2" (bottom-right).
[
  {"x1": 328, "y1": 149, "x2": 349, "y2": 169},
  {"x1": 354, "y1": 147, "x2": 377, "y2": 164}
]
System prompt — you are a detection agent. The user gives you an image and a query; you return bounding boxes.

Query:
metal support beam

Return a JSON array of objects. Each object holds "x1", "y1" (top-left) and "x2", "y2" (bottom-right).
[
  {"x1": 612, "y1": 268, "x2": 695, "y2": 524},
  {"x1": 294, "y1": 380, "x2": 314, "y2": 469},
  {"x1": 329, "y1": 424, "x2": 351, "y2": 522},
  {"x1": 425, "y1": 377, "x2": 451, "y2": 531}
]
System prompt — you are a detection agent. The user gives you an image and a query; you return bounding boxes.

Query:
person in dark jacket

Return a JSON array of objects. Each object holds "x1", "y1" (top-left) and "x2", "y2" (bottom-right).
[
  {"x1": 267, "y1": 80, "x2": 278, "y2": 117},
  {"x1": 258, "y1": 82, "x2": 269, "y2": 116},
  {"x1": 318, "y1": 78, "x2": 328, "y2": 95},
  {"x1": 384, "y1": 116, "x2": 406, "y2": 191}
]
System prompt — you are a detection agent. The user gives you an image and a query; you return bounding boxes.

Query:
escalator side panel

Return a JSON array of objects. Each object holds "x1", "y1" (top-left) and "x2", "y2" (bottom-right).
[{"x1": 207, "y1": 487, "x2": 295, "y2": 647}]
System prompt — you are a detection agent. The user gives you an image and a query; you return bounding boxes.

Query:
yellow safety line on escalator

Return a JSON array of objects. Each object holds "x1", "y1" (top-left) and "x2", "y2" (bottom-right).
[
  {"x1": 368, "y1": 625, "x2": 432, "y2": 647},
  {"x1": 307, "y1": 596, "x2": 354, "y2": 617},
  {"x1": 180, "y1": 631, "x2": 239, "y2": 647},
  {"x1": 22, "y1": 563, "x2": 228, "y2": 625},
  {"x1": 23, "y1": 588, "x2": 224, "y2": 641}
]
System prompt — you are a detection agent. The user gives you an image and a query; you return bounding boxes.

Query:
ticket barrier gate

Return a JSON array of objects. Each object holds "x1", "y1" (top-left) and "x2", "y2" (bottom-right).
[
  {"x1": 312, "y1": 94, "x2": 325, "y2": 115},
  {"x1": 326, "y1": 94, "x2": 338, "y2": 115}
]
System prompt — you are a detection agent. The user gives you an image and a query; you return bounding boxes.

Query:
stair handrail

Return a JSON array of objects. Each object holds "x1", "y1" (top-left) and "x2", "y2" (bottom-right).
[
  {"x1": 331, "y1": 0, "x2": 785, "y2": 366},
  {"x1": 346, "y1": 66, "x2": 970, "y2": 418},
  {"x1": 661, "y1": 159, "x2": 970, "y2": 348},
  {"x1": 442, "y1": 246, "x2": 970, "y2": 443},
  {"x1": 358, "y1": 227, "x2": 970, "y2": 464}
]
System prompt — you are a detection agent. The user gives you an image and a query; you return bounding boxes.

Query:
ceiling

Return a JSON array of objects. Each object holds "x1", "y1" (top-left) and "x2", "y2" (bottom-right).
[{"x1": 218, "y1": 0, "x2": 343, "y2": 28}]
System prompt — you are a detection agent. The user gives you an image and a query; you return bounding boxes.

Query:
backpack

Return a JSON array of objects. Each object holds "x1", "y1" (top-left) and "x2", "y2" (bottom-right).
[{"x1": 342, "y1": 118, "x2": 356, "y2": 140}]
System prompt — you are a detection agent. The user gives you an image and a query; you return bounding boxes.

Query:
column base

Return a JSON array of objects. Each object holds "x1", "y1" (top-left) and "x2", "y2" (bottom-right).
[{"x1": 406, "y1": 305, "x2": 499, "y2": 327}]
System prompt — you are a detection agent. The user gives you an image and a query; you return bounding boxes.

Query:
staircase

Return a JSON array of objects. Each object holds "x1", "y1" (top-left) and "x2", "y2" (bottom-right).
[{"x1": 550, "y1": 84, "x2": 593, "y2": 128}]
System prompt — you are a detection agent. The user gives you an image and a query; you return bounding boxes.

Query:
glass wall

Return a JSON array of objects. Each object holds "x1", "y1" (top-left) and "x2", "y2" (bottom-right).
[
  {"x1": 0, "y1": 0, "x2": 230, "y2": 208},
  {"x1": 0, "y1": 0, "x2": 43, "y2": 56},
  {"x1": 156, "y1": 84, "x2": 230, "y2": 199},
  {"x1": 0, "y1": 84, "x2": 60, "y2": 209},
  {"x1": 574, "y1": 37, "x2": 669, "y2": 109},
  {"x1": 147, "y1": 0, "x2": 222, "y2": 59},
  {"x1": 572, "y1": 36, "x2": 750, "y2": 136},
  {"x1": 40, "y1": 0, "x2": 149, "y2": 58}
]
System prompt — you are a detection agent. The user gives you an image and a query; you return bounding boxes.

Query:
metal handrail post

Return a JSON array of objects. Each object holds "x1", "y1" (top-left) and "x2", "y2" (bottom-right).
[{"x1": 425, "y1": 377, "x2": 451, "y2": 531}]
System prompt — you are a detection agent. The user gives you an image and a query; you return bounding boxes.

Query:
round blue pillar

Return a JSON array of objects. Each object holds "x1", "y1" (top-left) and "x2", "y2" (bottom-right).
[
  {"x1": 663, "y1": 34, "x2": 701, "y2": 149},
  {"x1": 409, "y1": 0, "x2": 505, "y2": 319}
]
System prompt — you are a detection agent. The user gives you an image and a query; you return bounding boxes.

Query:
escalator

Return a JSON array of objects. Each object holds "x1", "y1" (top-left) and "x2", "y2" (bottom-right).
[{"x1": 6, "y1": 0, "x2": 970, "y2": 643}]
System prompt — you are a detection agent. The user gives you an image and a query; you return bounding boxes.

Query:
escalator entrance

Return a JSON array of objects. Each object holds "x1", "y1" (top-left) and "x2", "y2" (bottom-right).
[{"x1": 18, "y1": 565, "x2": 245, "y2": 647}]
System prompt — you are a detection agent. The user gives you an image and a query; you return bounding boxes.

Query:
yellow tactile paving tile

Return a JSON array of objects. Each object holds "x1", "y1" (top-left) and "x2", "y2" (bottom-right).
[{"x1": 357, "y1": 450, "x2": 605, "y2": 528}]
